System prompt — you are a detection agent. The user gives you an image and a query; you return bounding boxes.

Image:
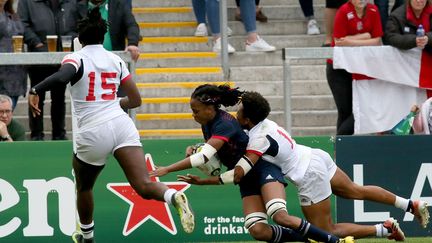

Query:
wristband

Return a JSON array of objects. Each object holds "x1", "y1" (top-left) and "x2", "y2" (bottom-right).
[
  {"x1": 0, "y1": 135, "x2": 10, "y2": 141},
  {"x1": 235, "y1": 156, "x2": 253, "y2": 175},
  {"x1": 218, "y1": 170, "x2": 234, "y2": 184}
]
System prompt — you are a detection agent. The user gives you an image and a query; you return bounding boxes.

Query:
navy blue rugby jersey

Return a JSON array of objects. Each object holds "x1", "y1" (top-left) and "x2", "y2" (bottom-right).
[{"x1": 202, "y1": 110, "x2": 248, "y2": 170}]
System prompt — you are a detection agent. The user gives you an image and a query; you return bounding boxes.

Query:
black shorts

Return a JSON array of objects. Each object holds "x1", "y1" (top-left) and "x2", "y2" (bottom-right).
[
  {"x1": 238, "y1": 159, "x2": 287, "y2": 198},
  {"x1": 326, "y1": 0, "x2": 348, "y2": 9}
]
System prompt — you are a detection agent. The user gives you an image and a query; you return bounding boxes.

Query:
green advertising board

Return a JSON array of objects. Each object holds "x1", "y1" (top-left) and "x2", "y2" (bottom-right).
[
  {"x1": 335, "y1": 135, "x2": 432, "y2": 237},
  {"x1": 0, "y1": 137, "x2": 333, "y2": 242}
]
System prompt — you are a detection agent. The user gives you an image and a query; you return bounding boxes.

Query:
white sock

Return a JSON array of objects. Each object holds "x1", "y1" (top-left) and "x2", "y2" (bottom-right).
[
  {"x1": 375, "y1": 223, "x2": 390, "y2": 237},
  {"x1": 394, "y1": 196, "x2": 410, "y2": 211},
  {"x1": 163, "y1": 188, "x2": 177, "y2": 205},
  {"x1": 80, "y1": 221, "x2": 94, "y2": 239}
]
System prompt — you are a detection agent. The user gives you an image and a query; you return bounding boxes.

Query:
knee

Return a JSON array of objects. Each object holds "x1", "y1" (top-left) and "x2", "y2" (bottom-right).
[{"x1": 245, "y1": 212, "x2": 271, "y2": 241}]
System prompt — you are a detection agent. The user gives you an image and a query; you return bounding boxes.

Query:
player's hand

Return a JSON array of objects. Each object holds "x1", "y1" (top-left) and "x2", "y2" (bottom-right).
[
  {"x1": 233, "y1": 166, "x2": 245, "y2": 184},
  {"x1": 28, "y1": 94, "x2": 41, "y2": 117},
  {"x1": 149, "y1": 166, "x2": 169, "y2": 177},
  {"x1": 177, "y1": 174, "x2": 203, "y2": 185},
  {"x1": 125, "y1": 45, "x2": 140, "y2": 62},
  {"x1": 185, "y1": 146, "x2": 195, "y2": 158}
]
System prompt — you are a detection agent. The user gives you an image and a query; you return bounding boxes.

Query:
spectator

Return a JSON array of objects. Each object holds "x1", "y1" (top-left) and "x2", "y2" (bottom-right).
[
  {"x1": 192, "y1": 0, "x2": 233, "y2": 37},
  {"x1": 299, "y1": 0, "x2": 321, "y2": 35},
  {"x1": 0, "y1": 0, "x2": 27, "y2": 110},
  {"x1": 384, "y1": 0, "x2": 432, "y2": 52},
  {"x1": 326, "y1": 0, "x2": 383, "y2": 135},
  {"x1": 207, "y1": 0, "x2": 275, "y2": 53},
  {"x1": 77, "y1": 0, "x2": 141, "y2": 62},
  {"x1": 235, "y1": 0, "x2": 268, "y2": 23},
  {"x1": 323, "y1": 0, "x2": 347, "y2": 46},
  {"x1": 375, "y1": 0, "x2": 404, "y2": 31},
  {"x1": 412, "y1": 98, "x2": 432, "y2": 134},
  {"x1": 0, "y1": 95, "x2": 25, "y2": 141},
  {"x1": 18, "y1": 0, "x2": 79, "y2": 141}
]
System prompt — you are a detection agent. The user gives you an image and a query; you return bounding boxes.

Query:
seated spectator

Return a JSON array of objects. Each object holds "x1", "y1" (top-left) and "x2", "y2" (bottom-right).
[
  {"x1": 384, "y1": 0, "x2": 432, "y2": 52},
  {"x1": 0, "y1": 0, "x2": 27, "y2": 110},
  {"x1": 326, "y1": 0, "x2": 383, "y2": 135},
  {"x1": 235, "y1": 0, "x2": 268, "y2": 23},
  {"x1": 207, "y1": 0, "x2": 275, "y2": 53},
  {"x1": 299, "y1": 0, "x2": 321, "y2": 35},
  {"x1": 0, "y1": 95, "x2": 25, "y2": 141}
]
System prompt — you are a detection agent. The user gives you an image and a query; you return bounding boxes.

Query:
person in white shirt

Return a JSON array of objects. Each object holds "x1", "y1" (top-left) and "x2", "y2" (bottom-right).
[
  {"x1": 28, "y1": 8, "x2": 194, "y2": 243},
  {"x1": 233, "y1": 91, "x2": 430, "y2": 241}
]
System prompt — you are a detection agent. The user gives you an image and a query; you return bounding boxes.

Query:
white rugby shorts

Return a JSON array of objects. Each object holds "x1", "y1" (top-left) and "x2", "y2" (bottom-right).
[
  {"x1": 75, "y1": 114, "x2": 142, "y2": 166},
  {"x1": 296, "y1": 148, "x2": 337, "y2": 206}
]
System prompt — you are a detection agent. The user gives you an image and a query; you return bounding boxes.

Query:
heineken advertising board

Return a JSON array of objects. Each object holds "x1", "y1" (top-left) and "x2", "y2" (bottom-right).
[
  {"x1": 335, "y1": 135, "x2": 432, "y2": 237},
  {"x1": 0, "y1": 137, "x2": 333, "y2": 242}
]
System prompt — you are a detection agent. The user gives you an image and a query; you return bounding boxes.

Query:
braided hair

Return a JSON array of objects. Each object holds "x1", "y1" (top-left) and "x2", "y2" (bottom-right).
[
  {"x1": 191, "y1": 84, "x2": 244, "y2": 108},
  {"x1": 77, "y1": 7, "x2": 107, "y2": 46},
  {"x1": 241, "y1": 91, "x2": 271, "y2": 125}
]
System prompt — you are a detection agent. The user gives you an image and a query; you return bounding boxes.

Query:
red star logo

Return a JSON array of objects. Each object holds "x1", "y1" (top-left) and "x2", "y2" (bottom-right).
[{"x1": 107, "y1": 154, "x2": 191, "y2": 236}]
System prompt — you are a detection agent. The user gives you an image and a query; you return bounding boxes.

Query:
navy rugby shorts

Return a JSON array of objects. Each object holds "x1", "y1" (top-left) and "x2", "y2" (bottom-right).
[{"x1": 238, "y1": 159, "x2": 287, "y2": 198}]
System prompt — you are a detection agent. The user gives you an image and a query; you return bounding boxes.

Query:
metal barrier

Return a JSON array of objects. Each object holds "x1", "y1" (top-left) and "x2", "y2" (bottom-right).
[
  {"x1": 282, "y1": 47, "x2": 333, "y2": 132},
  {"x1": 0, "y1": 51, "x2": 136, "y2": 121}
]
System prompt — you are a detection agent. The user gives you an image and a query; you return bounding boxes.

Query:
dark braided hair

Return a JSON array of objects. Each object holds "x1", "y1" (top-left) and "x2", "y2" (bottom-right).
[
  {"x1": 77, "y1": 7, "x2": 107, "y2": 45},
  {"x1": 241, "y1": 91, "x2": 270, "y2": 125},
  {"x1": 191, "y1": 84, "x2": 243, "y2": 108}
]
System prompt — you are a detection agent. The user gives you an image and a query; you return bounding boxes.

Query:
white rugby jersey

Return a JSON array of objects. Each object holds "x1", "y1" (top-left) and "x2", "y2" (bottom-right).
[
  {"x1": 61, "y1": 45, "x2": 131, "y2": 128},
  {"x1": 246, "y1": 119, "x2": 312, "y2": 184}
]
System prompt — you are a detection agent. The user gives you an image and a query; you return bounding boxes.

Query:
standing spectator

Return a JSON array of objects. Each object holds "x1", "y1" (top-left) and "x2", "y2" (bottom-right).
[
  {"x1": 323, "y1": 0, "x2": 347, "y2": 46},
  {"x1": 0, "y1": 95, "x2": 25, "y2": 141},
  {"x1": 235, "y1": 0, "x2": 268, "y2": 23},
  {"x1": 299, "y1": 0, "x2": 321, "y2": 35},
  {"x1": 0, "y1": 0, "x2": 27, "y2": 110},
  {"x1": 375, "y1": 0, "x2": 404, "y2": 31},
  {"x1": 18, "y1": 0, "x2": 79, "y2": 141},
  {"x1": 384, "y1": 0, "x2": 432, "y2": 52},
  {"x1": 77, "y1": 0, "x2": 141, "y2": 62},
  {"x1": 326, "y1": 0, "x2": 383, "y2": 135},
  {"x1": 192, "y1": 0, "x2": 232, "y2": 37},
  {"x1": 207, "y1": 0, "x2": 275, "y2": 53}
]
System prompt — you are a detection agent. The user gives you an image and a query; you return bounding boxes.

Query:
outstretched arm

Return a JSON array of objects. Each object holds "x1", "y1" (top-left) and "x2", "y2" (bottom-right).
[
  {"x1": 28, "y1": 64, "x2": 76, "y2": 117},
  {"x1": 150, "y1": 137, "x2": 225, "y2": 177}
]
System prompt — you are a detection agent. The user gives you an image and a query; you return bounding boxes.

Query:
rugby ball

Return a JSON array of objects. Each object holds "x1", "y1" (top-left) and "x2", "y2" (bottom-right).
[{"x1": 192, "y1": 143, "x2": 222, "y2": 176}]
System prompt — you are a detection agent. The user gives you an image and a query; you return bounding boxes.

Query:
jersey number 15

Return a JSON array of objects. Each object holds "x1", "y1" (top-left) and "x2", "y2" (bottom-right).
[{"x1": 85, "y1": 71, "x2": 117, "y2": 101}]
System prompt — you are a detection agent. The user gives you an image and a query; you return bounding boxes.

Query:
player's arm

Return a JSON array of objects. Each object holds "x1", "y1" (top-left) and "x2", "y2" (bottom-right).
[
  {"x1": 150, "y1": 137, "x2": 224, "y2": 177},
  {"x1": 119, "y1": 77, "x2": 141, "y2": 109},
  {"x1": 28, "y1": 64, "x2": 76, "y2": 117}
]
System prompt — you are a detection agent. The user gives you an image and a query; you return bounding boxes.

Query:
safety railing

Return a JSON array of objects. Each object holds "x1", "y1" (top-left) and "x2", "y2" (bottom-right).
[
  {"x1": 282, "y1": 47, "x2": 333, "y2": 133},
  {"x1": 0, "y1": 51, "x2": 136, "y2": 121}
]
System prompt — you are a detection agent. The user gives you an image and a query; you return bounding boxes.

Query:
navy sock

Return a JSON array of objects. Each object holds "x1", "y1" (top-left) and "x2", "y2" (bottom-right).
[
  {"x1": 270, "y1": 225, "x2": 308, "y2": 242},
  {"x1": 296, "y1": 219, "x2": 340, "y2": 243}
]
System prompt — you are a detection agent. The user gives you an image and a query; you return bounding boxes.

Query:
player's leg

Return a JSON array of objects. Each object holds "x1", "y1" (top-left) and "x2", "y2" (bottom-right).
[
  {"x1": 242, "y1": 193, "x2": 306, "y2": 242},
  {"x1": 331, "y1": 166, "x2": 429, "y2": 228},
  {"x1": 114, "y1": 146, "x2": 195, "y2": 233},
  {"x1": 304, "y1": 149, "x2": 405, "y2": 240},
  {"x1": 72, "y1": 154, "x2": 104, "y2": 243},
  {"x1": 260, "y1": 181, "x2": 347, "y2": 243}
]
